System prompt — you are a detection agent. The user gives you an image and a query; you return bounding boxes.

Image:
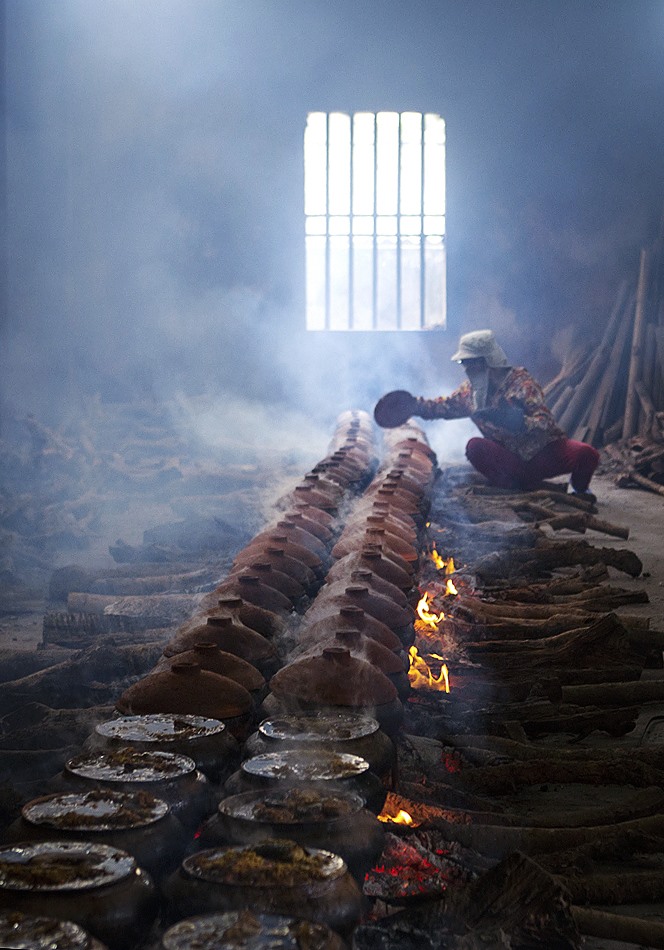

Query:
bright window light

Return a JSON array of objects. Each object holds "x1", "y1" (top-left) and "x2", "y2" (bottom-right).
[{"x1": 304, "y1": 111, "x2": 446, "y2": 331}]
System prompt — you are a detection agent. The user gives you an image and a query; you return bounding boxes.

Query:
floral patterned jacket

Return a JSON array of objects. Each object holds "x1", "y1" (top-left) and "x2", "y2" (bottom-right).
[{"x1": 414, "y1": 367, "x2": 565, "y2": 461}]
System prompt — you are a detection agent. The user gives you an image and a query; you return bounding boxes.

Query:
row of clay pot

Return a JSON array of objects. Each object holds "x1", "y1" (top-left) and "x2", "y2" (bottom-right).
[
  {"x1": 0, "y1": 416, "x2": 441, "y2": 949},
  {"x1": 258, "y1": 422, "x2": 439, "y2": 739},
  {"x1": 113, "y1": 412, "x2": 381, "y2": 741},
  {"x1": 0, "y1": 414, "x2": 385, "y2": 949}
]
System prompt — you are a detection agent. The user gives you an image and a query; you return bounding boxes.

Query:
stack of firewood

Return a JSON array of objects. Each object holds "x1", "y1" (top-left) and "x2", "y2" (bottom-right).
[{"x1": 544, "y1": 213, "x2": 664, "y2": 453}]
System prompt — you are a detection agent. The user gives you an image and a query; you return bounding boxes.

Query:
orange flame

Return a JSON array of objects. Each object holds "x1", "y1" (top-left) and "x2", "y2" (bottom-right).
[
  {"x1": 416, "y1": 591, "x2": 445, "y2": 629},
  {"x1": 378, "y1": 808, "x2": 415, "y2": 826},
  {"x1": 431, "y1": 546, "x2": 456, "y2": 576},
  {"x1": 408, "y1": 645, "x2": 450, "y2": 692},
  {"x1": 445, "y1": 577, "x2": 458, "y2": 596}
]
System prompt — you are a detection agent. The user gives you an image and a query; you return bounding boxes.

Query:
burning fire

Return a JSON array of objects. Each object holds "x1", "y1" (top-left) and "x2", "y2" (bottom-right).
[
  {"x1": 378, "y1": 808, "x2": 415, "y2": 826},
  {"x1": 408, "y1": 645, "x2": 450, "y2": 692},
  {"x1": 416, "y1": 591, "x2": 445, "y2": 628},
  {"x1": 431, "y1": 546, "x2": 458, "y2": 595}
]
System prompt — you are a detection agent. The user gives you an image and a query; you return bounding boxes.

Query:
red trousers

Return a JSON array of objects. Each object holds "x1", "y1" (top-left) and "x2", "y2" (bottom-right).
[{"x1": 466, "y1": 437, "x2": 600, "y2": 492}]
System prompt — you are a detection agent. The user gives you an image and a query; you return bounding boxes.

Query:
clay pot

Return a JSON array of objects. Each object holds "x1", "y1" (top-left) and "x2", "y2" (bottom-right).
[
  {"x1": 299, "y1": 473, "x2": 344, "y2": 503},
  {"x1": 283, "y1": 509, "x2": 335, "y2": 543},
  {"x1": 296, "y1": 606, "x2": 404, "y2": 653},
  {"x1": 391, "y1": 436, "x2": 437, "y2": 463},
  {"x1": 364, "y1": 485, "x2": 422, "y2": 518},
  {"x1": 62, "y1": 748, "x2": 214, "y2": 831},
  {"x1": 153, "y1": 643, "x2": 266, "y2": 700},
  {"x1": 214, "y1": 573, "x2": 294, "y2": 616},
  {"x1": 224, "y1": 748, "x2": 386, "y2": 814},
  {"x1": 267, "y1": 648, "x2": 403, "y2": 736},
  {"x1": 198, "y1": 787, "x2": 385, "y2": 883},
  {"x1": 228, "y1": 561, "x2": 306, "y2": 602},
  {"x1": 236, "y1": 534, "x2": 323, "y2": 574},
  {"x1": 115, "y1": 663, "x2": 254, "y2": 740},
  {"x1": 184, "y1": 596, "x2": 285, "y2": 640},
  {"x1": 163, "y1": 617, "x2": 278, "y2": 676},
  {"x1": 0, "y1": 911, "x2": 109, "y2": 950},
  {"x1": 328, "y1": 549, "x2": 414, "y2": 592},
  {"x1": 162, "y1": 841, "x2": 363, "y2": 937},
  {"x1": 289, "y1": 485, "x2": 339, "y2": 512},
  {"x1": 6, "y1": 790, "x2": 187, "y2": 881},
  {"x1": 331, "y1": 527, "x2": 418, "y2": 566},
  {"x1": 229, "y1": 547, "x2": 317, "y2": 591},
  {"x1": 243, "y1": 712, "x2": 396, "y2": 784},
  {"x1": 0, "y1": 841, "x2": 158, "y2": 950},
  {"x1": 307, "y1": 585, "x2": 414, "y2": 634},
  {"x1": 270, "y1": 521, "x2": 329, "y2": 560},
  {"x1": 311, "y1": 460, "x2": 359, "y2": 488},
  {"x1": 290, "y1": 501, "x2": 336, "y2": 528},
  {"x1": 338, "y1": 568, "x2": 409, "y2": 607},
  {"x1": 351, "y1": 499, "x2": 419, "y2": 534},
  {"x1": 86, "y1": 714, "x2": 239, "y2": 785},
  {"x1": 311, "y1": 629, "x2": 408, "y2": 679},
  {"x1": 159, "y1": 911, "x2": 346, "y2": 950}
]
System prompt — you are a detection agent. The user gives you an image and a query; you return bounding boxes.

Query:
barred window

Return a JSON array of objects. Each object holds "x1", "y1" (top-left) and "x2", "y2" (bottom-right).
[{"x1": 304, "y1": 111, "x2": 446, "y2": 331}]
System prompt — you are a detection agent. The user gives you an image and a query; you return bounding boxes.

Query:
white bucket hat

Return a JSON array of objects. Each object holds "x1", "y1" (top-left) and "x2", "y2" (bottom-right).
[{"x1": 451, "y1": 329, "x2": 510, "y2": 368}]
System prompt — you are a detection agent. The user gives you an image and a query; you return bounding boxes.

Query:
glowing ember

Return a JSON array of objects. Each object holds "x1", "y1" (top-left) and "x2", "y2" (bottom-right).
[
  {"x1": 416, "y1": 591, "x2": 445, "y2": 628},
  {"x1": 378, "y1": 808, "x2": 416, "y2": 826},
  {"x1": 408, "y1": 646, "x2": 450, "y2": 692}
]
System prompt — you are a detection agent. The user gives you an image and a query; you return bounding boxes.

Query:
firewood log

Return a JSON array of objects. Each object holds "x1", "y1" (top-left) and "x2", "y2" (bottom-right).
[
  {"x1": 572, "y1": 906, "x2": 664, "y2": 950},
  {"x1": 623, "y1": 248, "x2": 651, "y2": 439}
]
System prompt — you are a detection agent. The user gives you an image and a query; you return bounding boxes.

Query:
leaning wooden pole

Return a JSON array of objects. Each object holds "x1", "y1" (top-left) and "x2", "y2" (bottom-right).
[{"x1": 622, "y1": 248, "x2": 651, "y2": 440}]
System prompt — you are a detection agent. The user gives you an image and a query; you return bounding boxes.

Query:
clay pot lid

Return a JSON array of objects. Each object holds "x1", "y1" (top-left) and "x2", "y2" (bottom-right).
[
  {"x1": 95, "y1": 713, "x2": 226, "y2": 744},
  {"x1": 182, "y1": 841, "x2": 345, "y2": 887},
  {"x1": 0, "y1": 840, "x2": 136, "y2": 893},
  {"x1": 21, "y1": 789, "x2": 170, "y2": 832},
  {"x1": 330, "y1": 630, "x2": 405, "y2": 674},
  {"x1": 161, "y1": 910, "x2": 342, "y2": 950},
  {"x1": 242, "y1": 749, "x2": 369, "y2": 782},
  {"x1": 116, "y1": 663, "x2": 253, "y2": 719},
  {"x1": 344, "y1": 585, "x2": 370, "y2": 596},
  {"x1": 217, "y1": 596, "x2": 243, "y2": 609},
  {"x1": 218, "y1": 787, "x2": 365, "y2": 826},
  {"x1": 259, "y1": 712, "x2": 380, "y2": 743},
  {"x1": 66, "y1": 748, "x2": 197, "y2": 784},
  {"x1": 164, "y1": 618, "x2": 276, "y2": 663},
  {"x1": 270, "y1": 649, "x2": 397, "y2": 706},
  {"x1": 0, "y1": 911, "x2": 94, "y2": 949},
  {"x1": 169, "y1": 643, "x2": 265, "y2": 692}
]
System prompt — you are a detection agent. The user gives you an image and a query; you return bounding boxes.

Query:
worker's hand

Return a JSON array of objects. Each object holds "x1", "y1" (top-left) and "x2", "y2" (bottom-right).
[
  {"x1": 474, "y1": 403, "x2": 525, "y2": 434},
  {"x1": 374, "y1": 390, "x2": 417, "y2": 428}
]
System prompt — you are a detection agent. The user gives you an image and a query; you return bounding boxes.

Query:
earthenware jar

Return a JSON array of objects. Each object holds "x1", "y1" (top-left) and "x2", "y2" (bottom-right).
[
  {"x1": 0, "y1": 841, "x2": 158, "y2": 950},
  {"x1": 115, "y1": 663, "x2": 254, "y2": 740},
  {"x1": 307, "y1": 585, "x2": 414, "y2": 633},
  {"x1": 223, "y1": 749, "x2": 386, "y2": 815},
  {"x1": 213, "y1": 573, "x2": 294, "y2": 616},
  {"x1": 228, "y1": 561, "x2": 306, "y2": 602},
  {"x1": 0, "y1": 912, "x2": 108, "y2": 950},
  {"x1": 297, "y1": 606, "x2": 404, "y2": 653},
  {"x1": 266, "y1": 648, "x2": 403, "y2": 736},
  {"x1": 62, "y1": 747, "x2": 214, "y2": 831},
  {"x1": 163, "y1": 617, "x2": 278, "y2": 677},
  {"x1": 228, "y1": 547, "x2": 317, "y2": 592},
  {"x1": 197, "y1": 787, "x2": 385, "y2": 882},
  {"x1": 242, "y1": 712, "x2": 396, "y2": 784},
  {"x1": 86, "y1": 714, "x2": 239, "y2": 785},
  {"x1": 6, "y1": 789, "x2": 187, "y2": 880},
  {"x1": 153, "y1": 644, "x2": 266, "y2": 704},
  {"x1": 159, "y1": 910, "x2": 346, "y2": 950},
  {"x1": 162, "y1": 840, "x2": 363, "y2": 937},
  {"x1": 327, "y1": 549, "x2": 414, "y2": 592}
]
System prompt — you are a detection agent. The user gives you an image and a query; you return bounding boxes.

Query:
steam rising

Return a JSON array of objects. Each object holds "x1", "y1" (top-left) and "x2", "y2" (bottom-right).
[{"x1": 2, "y1": 0, "x2": 663, "y2": 571}]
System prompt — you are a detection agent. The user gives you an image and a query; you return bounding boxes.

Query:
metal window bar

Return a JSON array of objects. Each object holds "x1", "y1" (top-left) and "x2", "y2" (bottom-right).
[{"x1": 305, "y1": 111, "x2": 445, "y2": 331}]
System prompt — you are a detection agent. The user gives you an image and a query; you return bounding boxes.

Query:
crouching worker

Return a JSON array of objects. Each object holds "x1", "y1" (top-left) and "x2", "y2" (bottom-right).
[{"x1": 374, "y1": 329, "x2": 600, "y2": 498}]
